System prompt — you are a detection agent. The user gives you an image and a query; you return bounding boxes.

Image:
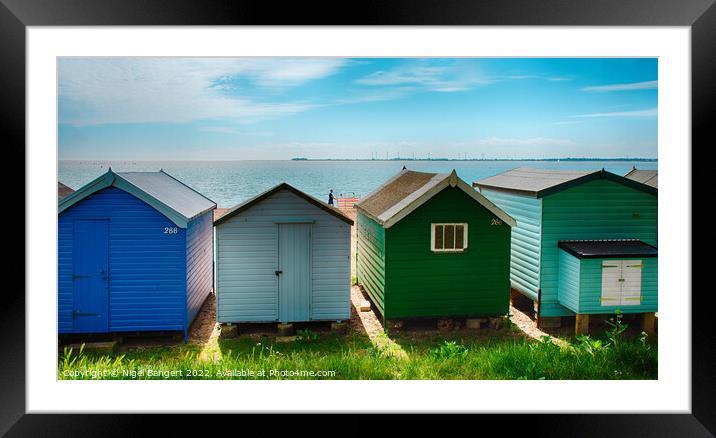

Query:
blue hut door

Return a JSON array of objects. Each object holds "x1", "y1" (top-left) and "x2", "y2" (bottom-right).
[
  {"x1": 72, "y1": 219, "x2": 110, "y2": 333},
  {"x1": 278, "y1": 223, "x2": 311, "y2": 322}
]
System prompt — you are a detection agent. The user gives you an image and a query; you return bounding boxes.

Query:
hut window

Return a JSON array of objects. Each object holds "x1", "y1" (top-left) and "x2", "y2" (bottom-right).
[{"x1": 431, "y1": 223, "x2": 468, "y2": 252}]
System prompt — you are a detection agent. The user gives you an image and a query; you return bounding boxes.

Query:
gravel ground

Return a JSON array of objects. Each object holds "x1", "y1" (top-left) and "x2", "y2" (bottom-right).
[
  {"x1": 509, "y1": 304, "x2": 569, "y2": 347},
  {"x1": 349, "y1": 284, "x2": 384, "y2": 338},
  {"x1": 188, "y1": 292, "x2": 219, "y2": 344}
]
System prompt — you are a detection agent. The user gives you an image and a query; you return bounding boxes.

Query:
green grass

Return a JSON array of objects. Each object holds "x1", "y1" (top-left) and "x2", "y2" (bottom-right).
[{"x1": 58, "y1": 320, "x2": 656, "y2": 380}]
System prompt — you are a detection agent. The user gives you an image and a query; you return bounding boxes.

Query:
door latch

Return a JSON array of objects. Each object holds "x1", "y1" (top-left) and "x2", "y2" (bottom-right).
[{"x1": 275, "y1": 270, "x2": 283, "y2": 276}]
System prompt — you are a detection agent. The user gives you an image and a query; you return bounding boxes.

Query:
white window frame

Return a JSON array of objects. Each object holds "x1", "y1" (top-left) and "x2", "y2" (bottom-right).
[{"x1": 430, "y1": 223, "x2": 468, "y2": 252}]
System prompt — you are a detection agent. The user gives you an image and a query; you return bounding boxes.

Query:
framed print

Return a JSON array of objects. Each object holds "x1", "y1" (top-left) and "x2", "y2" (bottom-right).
[{"x1": 2, "y1": 0, "x2": 713, "y2": 434}]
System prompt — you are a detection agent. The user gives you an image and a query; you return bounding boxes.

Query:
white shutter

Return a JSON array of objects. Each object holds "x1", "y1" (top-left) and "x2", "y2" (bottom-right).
[
  {"x1": 600, "y1": 261, "x2": 622, "y2": 306},
  {"x1": 620, "y1": 260, "x2": 643, "y2": 306}
]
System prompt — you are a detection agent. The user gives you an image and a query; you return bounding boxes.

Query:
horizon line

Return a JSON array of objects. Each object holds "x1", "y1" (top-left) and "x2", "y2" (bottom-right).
[{"x1": 58, "y1": 157, "x2": 659, "y2": 162}]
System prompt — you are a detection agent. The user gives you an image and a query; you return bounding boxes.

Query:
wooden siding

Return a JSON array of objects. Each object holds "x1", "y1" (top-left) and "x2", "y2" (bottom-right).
[
  {"x1": 556, "y1": 250, "x2": 581, "y2": 313},
  {"x1": 384, "y1": 187, "x2": 511, "y2": 319},
  {"x1": 185, "y1": 211, "x2": 213, "y2": 326},
  {"x1": 356, "y1": 211, "x2": 387, "y2": 316},
  {"x1": 577, "y1": 257, "x2": 658, "y2": 314},
  {"x1": 539, "y1": 179, "x2": 658, "y2": 317},
  {"x1": 480, "y1": 188, "x2": 542, "y2": 300},
  {"x1": 216, "y1": 188, "x2": 350, "y2": 323},
  {"x1": 58, "y1": 187, "x2": 187, "y2": 334}
]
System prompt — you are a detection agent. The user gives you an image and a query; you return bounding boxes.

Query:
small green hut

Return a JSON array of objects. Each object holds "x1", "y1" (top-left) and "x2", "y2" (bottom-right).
[{"x1": 355, "y1": 169, "x2": 515, "y2": 324}]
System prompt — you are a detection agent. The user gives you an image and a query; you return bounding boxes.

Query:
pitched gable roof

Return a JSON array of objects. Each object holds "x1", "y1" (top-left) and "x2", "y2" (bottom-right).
[
  {"x1": 58, "y1": 169, "x2": 216, "y2": 228},
  {"x1": 58, "y1": 181, "x2": 74, "y2": 200},
  {"x1": 355, "y1": 169, "x2": 515, "y2": 228},
  {"x1": 624, "y1": 168, "x2": 658, "y2": 188},
  {"x1": 214, "y1": 182, "x2": 354, "y2": 226},
  {"x1": 475, "y1": 167, "x2": 657, "y2": 198},
  {"x1": 117, "y1": 171, "x2": 216, "y2": 221}
]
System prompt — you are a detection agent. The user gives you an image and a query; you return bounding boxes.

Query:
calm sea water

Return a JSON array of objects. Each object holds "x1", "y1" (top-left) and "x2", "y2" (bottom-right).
[{"x1": 58, "y1": 160, "x2": 658, "y2": 208}]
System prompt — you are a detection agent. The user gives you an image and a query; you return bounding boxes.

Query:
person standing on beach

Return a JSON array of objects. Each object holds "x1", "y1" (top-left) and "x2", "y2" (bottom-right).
[{"x1": 328, "y1": 189, "x2": 335, "y2": 206}]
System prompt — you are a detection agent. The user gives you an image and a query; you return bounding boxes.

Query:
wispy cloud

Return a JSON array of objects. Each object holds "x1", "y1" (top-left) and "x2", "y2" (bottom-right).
[
  {"x1": 582, "y1": 80, "x2": 657, "y2": 92},
  {"x1": 335, "y1": 87, "x2": 418, "y2": 104},
  {"x1": 200, "y1": 126, "x2": 241, "y2": 134},
  {"x1": 59, "y1": 58, "x2": 346, "y2": 126},
  {"x1": 355, "y1": 61, "x2": 574, "y2": 100},
  {"x1": 356, "y1": 62, "x2": 493, "y2": 93},
  {"x1": 571, "y1": 108, "x2": 657, "y2": 118}
]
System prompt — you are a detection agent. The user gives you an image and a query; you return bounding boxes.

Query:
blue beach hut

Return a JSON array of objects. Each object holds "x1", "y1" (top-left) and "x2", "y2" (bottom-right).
[{"x1": 58, "y1": 169, "x2": 216, "y2": 340}]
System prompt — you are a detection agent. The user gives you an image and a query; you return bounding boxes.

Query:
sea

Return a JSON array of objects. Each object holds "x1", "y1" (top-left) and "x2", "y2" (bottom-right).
[{"x1": 58, "y1": 160, "x2": 658, "y2": 208}]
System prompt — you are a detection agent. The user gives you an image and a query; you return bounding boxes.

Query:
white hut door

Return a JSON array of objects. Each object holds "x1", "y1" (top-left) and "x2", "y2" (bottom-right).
[
  {"x1": 600, "y1": 261, "x2": 622, "y2": 307},
  {"x1": 278, "y1": 223, "x2": 312, "y2": 323},
  {"x1": 620, "y1": 260, "x2": 643, "y2": 306},
  {"x1": 601, "y1": 260, "x2": 642, "y2": 307}
]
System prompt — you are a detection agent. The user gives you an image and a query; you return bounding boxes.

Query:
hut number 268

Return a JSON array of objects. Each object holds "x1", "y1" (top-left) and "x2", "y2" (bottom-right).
[{"x1": 164, "y1": 227, "x2": 179, "y2": 234}]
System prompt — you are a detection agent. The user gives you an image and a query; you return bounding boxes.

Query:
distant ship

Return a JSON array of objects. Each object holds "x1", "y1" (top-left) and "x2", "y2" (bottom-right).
[{"x1": 291, "y1": 157, "x2": 308, "y2": 161}]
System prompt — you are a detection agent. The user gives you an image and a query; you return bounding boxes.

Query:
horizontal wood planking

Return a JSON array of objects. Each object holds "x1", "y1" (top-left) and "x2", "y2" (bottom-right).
[
  {"x1": 539, "y1": 179, "x2": 657, "y2": 317},
  {"x1": 577, "y1": 258, "x2": 657, "y2": 314},
  {"x1": 216, "y1": 189, "x2": 350, "y2": 322},
  {"x1": 356, "y1": 211, "x2": 387, "y2": 316},
  {"x1": 556, "y1": 250, "x2": 581, "y2": 313},
  {"x1": 480, "y1": 188, "x2": 542, "y2": 300},
  {"x1": 58, "y1": 187, "x2": 187, "y2": 333},
  {"x1": 185, "y1": 211, "x2": 214, "y2": 327},
  {"x1": 384, "y1": 187, "x2": 511, "y2": 319}
]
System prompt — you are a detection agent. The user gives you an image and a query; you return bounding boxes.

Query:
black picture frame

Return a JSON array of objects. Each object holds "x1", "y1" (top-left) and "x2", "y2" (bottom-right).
[{"x1": 2, "y1": 0, "x2": 711, "y2": 434}]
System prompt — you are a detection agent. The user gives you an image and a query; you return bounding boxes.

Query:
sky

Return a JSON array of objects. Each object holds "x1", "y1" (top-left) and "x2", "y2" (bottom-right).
[{"x1": 58, "y1": 57, "x2": 658, "y2": 160}]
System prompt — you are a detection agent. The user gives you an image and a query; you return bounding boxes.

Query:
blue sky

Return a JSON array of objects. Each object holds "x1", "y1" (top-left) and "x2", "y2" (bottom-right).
[{"x1": 58, "y1": 57, "x2": 657, "y2": 160}]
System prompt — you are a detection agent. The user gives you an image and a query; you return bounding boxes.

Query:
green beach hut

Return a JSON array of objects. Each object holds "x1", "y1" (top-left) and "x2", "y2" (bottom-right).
[
  {"x1": 475, "y1": 167, "x2": 658, "y2": 334},
  {"x1": 355, "y1": 168, "x2": 515, "y2": 326}
]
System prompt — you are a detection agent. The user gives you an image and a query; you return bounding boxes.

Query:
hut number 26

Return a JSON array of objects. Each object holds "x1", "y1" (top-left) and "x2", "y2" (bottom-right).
[
  {"x1": 491, "y1": 219, "x2": 502, "y2": 226},
  {"x1": 164, "y1": 227, "x2": 179, "y2": 234}
]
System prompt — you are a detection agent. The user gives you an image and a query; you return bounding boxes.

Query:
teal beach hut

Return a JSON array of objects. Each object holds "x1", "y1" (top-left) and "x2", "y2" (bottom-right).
[{"x1": 475, "y1": 167, "x2": 658, "y2": 334}]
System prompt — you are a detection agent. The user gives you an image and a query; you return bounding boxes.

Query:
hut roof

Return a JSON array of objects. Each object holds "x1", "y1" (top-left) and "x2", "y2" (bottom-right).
[
  {"x1": 58, "y1": 169, "x2": 216, "y2": 228},
  {"x1": 58, "y1": 181, "x2": 74, "y2": 200},
  {"x1": 214, "y1": 182, "x2": 354, "y2": 226},
  {"x1": 117, "y1": 171, "x2": 216, "y2": 220},
  {"x1": 355, "y1": 169, "x2": 515, "y2": 228},
  {"x1": 474, "y1": 167, "x2": 657, "y2": 198},
  {"x1": 214, "y1": 208, "x2": 230, "y2": 221},
  {"x1": 624, "y1": 168, "x2": 658, "y2": 188},
  {"x1": 558, "y1": 239, "x2": 658, "y2": 259}
]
